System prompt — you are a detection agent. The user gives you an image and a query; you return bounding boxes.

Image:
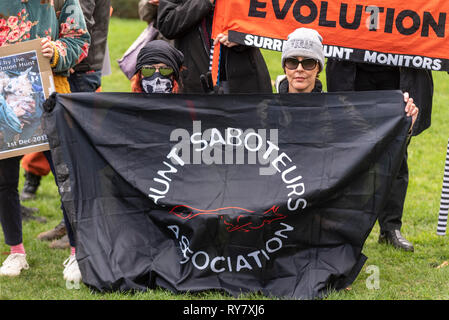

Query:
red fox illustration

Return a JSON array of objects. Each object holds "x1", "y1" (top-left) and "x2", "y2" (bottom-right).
[{"x1": 169, "y1": 205, "x2": 287, "y2": 233}]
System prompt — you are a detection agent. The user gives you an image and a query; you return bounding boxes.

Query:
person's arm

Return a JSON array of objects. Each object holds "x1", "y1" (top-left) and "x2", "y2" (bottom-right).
[
  {"x1": 157, "y1": 0, "x2": 214, "y2": 39},
  {"x1": 45, "y1": 0, "x2": 91, "y2": 73},
  {"x1": 78, "y1": 0, "x2": 96, "y2": 33},
  {"x1": 139, "y1": 0, "x2": 158, "y2": 24}
]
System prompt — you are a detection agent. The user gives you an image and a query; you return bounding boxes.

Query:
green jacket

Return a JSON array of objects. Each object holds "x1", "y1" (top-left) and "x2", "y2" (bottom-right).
[{"x1": 0, "y1": 0, "x2": 91, "y2": 76}]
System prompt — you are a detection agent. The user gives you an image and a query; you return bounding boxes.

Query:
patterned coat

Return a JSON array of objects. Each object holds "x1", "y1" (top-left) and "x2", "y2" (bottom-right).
[{"x1": 0, "y1": 0, "x2": 90, "y2": 76}]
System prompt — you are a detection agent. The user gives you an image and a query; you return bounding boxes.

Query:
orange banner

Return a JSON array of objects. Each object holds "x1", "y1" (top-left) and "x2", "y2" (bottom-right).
[{"x1": 212, "y1": 0, "x2": 449, "y2": 71}]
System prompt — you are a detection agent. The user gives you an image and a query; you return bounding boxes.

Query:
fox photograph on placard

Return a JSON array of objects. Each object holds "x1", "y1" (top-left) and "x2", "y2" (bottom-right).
[{"x1": 0, "y1": 39, "x2": 54, "y2": 160}]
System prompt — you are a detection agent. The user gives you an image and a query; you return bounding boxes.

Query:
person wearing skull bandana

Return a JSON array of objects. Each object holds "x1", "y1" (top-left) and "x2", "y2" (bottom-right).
[{"x1": 131, "y1": 40, "x2": 184, "y2": 93}]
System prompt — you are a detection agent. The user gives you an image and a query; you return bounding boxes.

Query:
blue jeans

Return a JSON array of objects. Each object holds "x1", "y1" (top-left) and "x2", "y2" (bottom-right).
[{"x1": 68, "y1": 71, "x2": 102, "y2": 93}]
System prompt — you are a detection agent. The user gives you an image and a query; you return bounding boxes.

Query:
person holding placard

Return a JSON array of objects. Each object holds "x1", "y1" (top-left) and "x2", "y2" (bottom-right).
[{"x1": 0, "y1": 0, "x2": 90, "y2": 279}]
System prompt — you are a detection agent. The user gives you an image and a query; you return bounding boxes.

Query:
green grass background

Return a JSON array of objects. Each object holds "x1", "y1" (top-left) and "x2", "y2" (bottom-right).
[{"x1": 1, "y1": 17, "x2": 449, "y2": 300}]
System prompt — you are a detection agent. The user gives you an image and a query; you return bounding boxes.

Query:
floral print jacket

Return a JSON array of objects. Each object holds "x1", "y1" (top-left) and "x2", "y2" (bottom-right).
[{"x1": 0, "y1": 0, "x2": 90, "y2": 76}]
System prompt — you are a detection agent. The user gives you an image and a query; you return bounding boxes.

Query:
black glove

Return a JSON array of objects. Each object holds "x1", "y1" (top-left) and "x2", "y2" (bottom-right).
[{"x1": 200, "y1": 72, "x2": 224, "y2": 94}]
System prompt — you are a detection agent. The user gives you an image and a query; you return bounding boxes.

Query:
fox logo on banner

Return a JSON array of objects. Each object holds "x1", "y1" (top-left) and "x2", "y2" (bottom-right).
[{"x1": 43, "y1": 91, "x2": 410, "y2": 299}]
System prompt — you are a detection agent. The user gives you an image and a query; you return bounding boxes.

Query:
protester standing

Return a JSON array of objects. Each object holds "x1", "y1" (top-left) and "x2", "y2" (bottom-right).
[
  {"x1": 21, "y1": 0, "x2": 110, "y2": 203},
  {"x1": 156, "y1": 0, "x2": 272, "y2": 94},
  {"x1": 326, "y1": 56, "x2": 433, "y2": 252},
  {"x1": 21, "y1": 0, "x2": 110, "y2": 205},
  {"x1": 39, "y1": 0, "x2": 110, "y2": 284},
  {"x1": 0, "y1": 0, "x2": 90, "y2": 277},
  {"x1": 277, "y1": 28, "x2": 419, "y2": 252}
]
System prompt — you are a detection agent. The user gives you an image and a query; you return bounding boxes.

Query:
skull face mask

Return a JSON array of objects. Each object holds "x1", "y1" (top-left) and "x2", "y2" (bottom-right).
[{"x1": 141, "y1": 72, "x2": 173, "y2": 94}]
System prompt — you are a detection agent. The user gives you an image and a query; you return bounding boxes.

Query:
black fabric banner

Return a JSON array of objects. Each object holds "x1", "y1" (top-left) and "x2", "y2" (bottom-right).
[{"x1": 43, "y1": 91, "x2": 410, "y2": 299}]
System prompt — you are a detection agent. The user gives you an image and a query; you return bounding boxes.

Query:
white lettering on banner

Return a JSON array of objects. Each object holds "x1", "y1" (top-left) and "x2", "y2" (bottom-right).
[
  {"x1": 168, "y1": 121, "x2": 279, "y2": 169},
  {"x1": 262, "y1": 143, "x2": 308, "y2": 212},
  {"x1": 323, "y1": 45, "x2": 354, "y2": 60},
  {"x1": 244, "y1": 34, "x2": 285, "y2": 51},
  {"x1": 241, "y1": 33, "x2": 444, "y2": 71},
  {"x1": 168, "y1": 223, "x2": 295, "y2": 273},
  {"x1": 363, "y1": 51, "x2": 442, "y2": 70}
]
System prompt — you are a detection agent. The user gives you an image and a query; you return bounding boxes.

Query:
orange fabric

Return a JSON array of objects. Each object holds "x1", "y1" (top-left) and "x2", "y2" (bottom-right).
[
  {"x1": 212, "y1": 0, "x2": 449, "y2": 70},
  {"x1": 21, "y1": 152, "x2": 51, "y2": 176}
]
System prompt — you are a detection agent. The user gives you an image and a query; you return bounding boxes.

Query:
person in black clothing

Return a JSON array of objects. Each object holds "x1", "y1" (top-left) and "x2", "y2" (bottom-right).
[
  {"x1": 156, "y1": 0, "x2": 272, "y2": 94},
  {"x1": 278, "y1": 30, "x2": 418, "y2": 248},
  {"x1": 325, "y1": 58, "x2": 433, "y2": 252}
]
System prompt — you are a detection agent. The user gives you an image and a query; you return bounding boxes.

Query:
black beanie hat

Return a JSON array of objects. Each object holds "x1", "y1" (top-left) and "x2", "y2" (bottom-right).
[{"x1": 134, "y1": 40, "x2": 184, "y2": 81}]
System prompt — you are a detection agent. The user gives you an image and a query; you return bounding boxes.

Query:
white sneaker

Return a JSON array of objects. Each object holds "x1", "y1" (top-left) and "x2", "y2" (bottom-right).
[
  {"x1": 63, "y1": 255, "x2": 82, "y2": 283},
  {"x1": 0, "y1": 253, "x2": 29, "y2": 276}
]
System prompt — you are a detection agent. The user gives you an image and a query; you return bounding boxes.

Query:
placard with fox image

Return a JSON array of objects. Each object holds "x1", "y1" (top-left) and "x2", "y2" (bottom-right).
[{"x1": 0, "y1": 39, "x2": 54, "y2": 159}]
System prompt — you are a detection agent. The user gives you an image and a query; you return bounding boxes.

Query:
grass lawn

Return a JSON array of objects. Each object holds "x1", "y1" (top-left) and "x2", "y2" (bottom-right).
[{"x1": 1, "y1": 17, "x2": 449, "y2": 300}]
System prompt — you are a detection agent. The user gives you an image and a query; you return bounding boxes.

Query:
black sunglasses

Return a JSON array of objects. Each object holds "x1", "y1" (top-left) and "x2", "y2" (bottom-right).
[
  {"x1": 284, "y1": 58, "x2": 318, "y2": 71},
  {"x1": 141, "y1": 66, "x2": 174, "y2": 77}
]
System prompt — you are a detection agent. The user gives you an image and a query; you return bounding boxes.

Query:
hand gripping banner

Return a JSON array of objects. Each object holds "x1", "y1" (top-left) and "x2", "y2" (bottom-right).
[
  {"x1": 43, "y1": 91, "x2": 410, "y2": 299},
  {"x1": 211, "y1": 0, "x2": 449, "y2": 72}
]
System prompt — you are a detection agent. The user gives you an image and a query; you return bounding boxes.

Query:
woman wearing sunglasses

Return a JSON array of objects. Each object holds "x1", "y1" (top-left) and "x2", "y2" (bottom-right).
[
  {"x1": 275, "y1": 28, "x2": 325, "y2": 94},
  {"x1": 132, "y1": 40, "x2": 184, "y2": 94},
  {"x1": 276, "y1": 28, "x2": 418, "y2": 128}
]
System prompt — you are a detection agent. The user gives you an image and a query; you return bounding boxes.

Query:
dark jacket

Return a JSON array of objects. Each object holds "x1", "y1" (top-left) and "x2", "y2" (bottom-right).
[
  {"x1": 326, "y1": 59, "x2": 433, "y2": 136},
  {"x1": 74, "y1": 0, "x2": 111, "y2": 73},
  {"x1": 138, "y1": 0, "x2": 158, "y2": 24},
  {"x1": 138, "y1": 0, "x2": 174, "y2": 44},
  {"x1": 156, "y1": 0, "x2": 272, "y2": 94}
]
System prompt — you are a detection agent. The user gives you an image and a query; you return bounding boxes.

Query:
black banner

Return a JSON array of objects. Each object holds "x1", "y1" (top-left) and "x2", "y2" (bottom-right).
[{"x1": 43, "y1": 91, "x2": 410, "y2": 299}]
